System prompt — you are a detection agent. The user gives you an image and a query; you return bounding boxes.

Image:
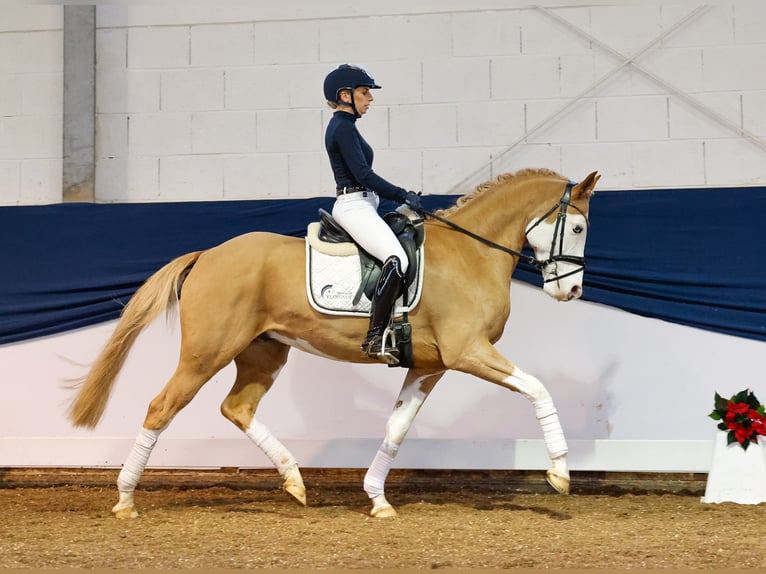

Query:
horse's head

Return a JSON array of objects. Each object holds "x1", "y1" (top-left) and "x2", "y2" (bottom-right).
[{"x1": 525, "y1": 171, "x2": 599, "y2": 302}]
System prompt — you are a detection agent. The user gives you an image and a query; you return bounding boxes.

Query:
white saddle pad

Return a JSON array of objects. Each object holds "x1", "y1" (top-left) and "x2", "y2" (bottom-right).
[{"x1": 305, "y1": 222, "x2": 424, "y2": 317}]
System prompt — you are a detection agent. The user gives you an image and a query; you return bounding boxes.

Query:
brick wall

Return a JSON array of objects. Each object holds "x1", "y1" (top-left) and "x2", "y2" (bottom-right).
[{"x1": 1, "y1": 2, "x2": 765, "y2": 204}]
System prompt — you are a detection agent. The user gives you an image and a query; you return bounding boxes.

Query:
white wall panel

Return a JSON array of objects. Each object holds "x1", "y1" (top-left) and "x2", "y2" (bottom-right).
[
  {"x1": 95, "y1": 156, "x2": 159, "y2": 202},
  {"x1": 491, "y1": 55, "x2": 561, "y2": 100},
  {"x1": 191, "y1": 24, "x2": 254, "y2": 67},
  {"x1": 127, "y1": 27, "x2": 189, "y2": 69},
  {"x1": 422, "y1": 148, "x2": 494, "y2": 195},
  {"x1": 0, "y1": 115, "x2": 61, "y2": 158},
  {"x1": 631, "y1": 141, "x2": 705, "y2": 187},
  {"x1": 662, "y1": 3, "x2": 734, "y2": 46},
  {"x1": 159, "y1": 155, "x2": 223, "y2": 200},
  {"x1": 423, "y1": 59, "x2": 490, "y2": 103},
  {"x1": 390, "y1": 104, "x2": 457, "y2": 148},
  {"x1": 596, "y1": 95, "x2": 668, "y2": 142},
  {"x1": 590, "y1": 5, "x2": 662, "y2": 54},
  {"x1": 451, "y1": 11, "x2": 521, "y2": 57},
  {"x1": 560, "y1": 143, "x2": 631, "y2": 188},
  {"x1": 0, "y1": 160, "x2": 20, "y2": 202},
  {"x1": 161, "y1": 69, "x2": 225, "y2": 112},
  {"x1": 742, "y1": 91, "x2": 766, "y2": 136},
  {"x1": 705, "y1": 138, "x2": 766, "y2": 185},
  {"x1": 457, "y1": 101, "x2": 525, "y2": 147},
  {"x1": 95, "y1": 114, "x2": 127, "y2": 159},
  {"x1": 253, "y1": 21, "x2": 318, "y2": 65},
  {"x1": 285, "y1": 152, "x2": 326, "y2": 198},
  {"x1": 256, "y1": 108, "x2": 322, "y2": 152},
  {"x1": 4, "y1": 3, "x2": 766, "y2": 205},
  {"x1": 702, "y1": 45, "x2": 766, "y2": 91},
  {"x1": 519, "y1": 8, "x2": 592, "y2": 55},
  {"x1": 668, "y1": 93, "x2": 741, "y2": 140},
  {"x1": 0, "y1": 74, "x2": 22, "y2": 115},
  {"x1": 1, "y1": 282, "x2": 762, "y2": 472},
  {"x1": 525, "y1": 99, "x2": 597, "y2": 144},
  {"x1": 19, "y1": 158, "x2": 61, "y2": 204},
  {"x1": 128, "y1": 112, "x2": 191, "y2": 157},
  {"x1": 191, "y1": 111, "x2": 256, "y2": 154},
  {"x1": 224, "y1": 153, "x2": 289, "y2": 199},
  {"x1": 95, "y1": 28, "x2": 126, "y2": 69}
]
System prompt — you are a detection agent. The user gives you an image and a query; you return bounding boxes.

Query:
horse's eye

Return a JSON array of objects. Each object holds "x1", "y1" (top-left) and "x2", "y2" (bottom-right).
[{"x1": 572, "y1": 225, "x2": 584, "y2": 234}]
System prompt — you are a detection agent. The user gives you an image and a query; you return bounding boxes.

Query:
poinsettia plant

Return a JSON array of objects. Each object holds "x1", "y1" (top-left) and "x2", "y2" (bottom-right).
[{"x1": 709, "y1": 389, "x2": 766, "y2": 450}]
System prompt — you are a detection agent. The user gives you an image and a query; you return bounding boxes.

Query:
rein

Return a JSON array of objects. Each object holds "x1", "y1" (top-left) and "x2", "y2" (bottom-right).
[{"x1": 420, "y1": 181, "x2": 589, "y2": 283}]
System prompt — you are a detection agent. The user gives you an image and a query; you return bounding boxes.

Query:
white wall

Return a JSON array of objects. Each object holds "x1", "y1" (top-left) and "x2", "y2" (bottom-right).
[
  {"x1": 0, "y1": 6, "x2": 62, "y2": 204},
  {"x1": 1, "y1": 282, "x2": 762, "y2": 472},
  {"x1": 1, "y1": 2, "x2": 765, "y2": 473},
  {"x1": 2, "y1": 2, "x2": 766, "y2": 205}
]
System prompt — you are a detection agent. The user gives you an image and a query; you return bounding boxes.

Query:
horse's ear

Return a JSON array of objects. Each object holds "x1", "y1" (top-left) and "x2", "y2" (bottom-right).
[{"x1": 574, "y1": 171, "x2": 600, "y2": 199}]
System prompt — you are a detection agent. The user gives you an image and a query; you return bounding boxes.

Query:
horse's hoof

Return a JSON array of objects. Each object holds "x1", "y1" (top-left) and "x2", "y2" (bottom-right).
[
  {"x1": 283, "y1": 482, "x2": 307, "y2": 506},
  {"x1": 546, "y1": 469, "x2": 570, "y2": 495},
  {"x1": 370, "y1": 503, "x2": 398, "y2": 518},
  {"x1": 112, "y1": 505, "x2": 138, "y2": 519}
]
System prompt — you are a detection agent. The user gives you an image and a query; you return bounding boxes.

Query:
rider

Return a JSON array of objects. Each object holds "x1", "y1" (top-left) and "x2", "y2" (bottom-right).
[{"x1": 323, "y1": 63, "x2": 423, "y2": 364}]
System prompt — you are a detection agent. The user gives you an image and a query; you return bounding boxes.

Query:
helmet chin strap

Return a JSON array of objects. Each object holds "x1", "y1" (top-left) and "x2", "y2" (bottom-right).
[{"x1": 339, "y1": 90, "x2": 360, "y2": 117}]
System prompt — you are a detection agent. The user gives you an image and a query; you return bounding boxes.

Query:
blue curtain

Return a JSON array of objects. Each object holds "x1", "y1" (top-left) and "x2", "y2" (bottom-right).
[{"x1": 1, "y1": 187, "x2": 764, "y2": 345}]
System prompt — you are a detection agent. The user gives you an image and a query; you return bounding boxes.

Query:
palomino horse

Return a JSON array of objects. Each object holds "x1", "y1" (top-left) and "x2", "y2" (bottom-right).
[{"x1": 68, "y1": 168, "x2": 599, "y2": 519}]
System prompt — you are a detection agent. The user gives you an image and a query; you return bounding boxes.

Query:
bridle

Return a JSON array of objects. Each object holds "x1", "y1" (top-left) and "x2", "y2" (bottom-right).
[{"x1": 421, "y1": 181, "x2": 590, "y2": 283}]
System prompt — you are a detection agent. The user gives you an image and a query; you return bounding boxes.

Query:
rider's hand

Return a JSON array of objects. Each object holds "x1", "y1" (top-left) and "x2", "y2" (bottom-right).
[{"x1": 403, "y1": 191, "x2": 424, "y2": 213}]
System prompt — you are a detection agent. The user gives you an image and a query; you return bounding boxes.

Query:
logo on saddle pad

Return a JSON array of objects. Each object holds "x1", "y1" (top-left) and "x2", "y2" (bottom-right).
[{"x1": 305, "y1": 209, "x2": 425, "y2": 317}]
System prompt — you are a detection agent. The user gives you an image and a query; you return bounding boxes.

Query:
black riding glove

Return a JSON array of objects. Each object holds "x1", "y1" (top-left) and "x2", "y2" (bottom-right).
[{"x1": 403, "y1": 191, "x2": 424, "y2": 213}]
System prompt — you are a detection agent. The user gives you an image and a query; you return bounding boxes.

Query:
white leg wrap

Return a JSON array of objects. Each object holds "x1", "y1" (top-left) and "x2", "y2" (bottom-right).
[
  {"x1": 245, "y1": 419, "x2": 297, "y2": 476},
  {"x1": 117, "y1": 428, "x2": 161, "y2": 493},
  {"x1": 364, "y1": 443, "x2": 397, "y2": 499},
  {"x1": 535, "y1": 398, "x2": 568, "y2": 460}
]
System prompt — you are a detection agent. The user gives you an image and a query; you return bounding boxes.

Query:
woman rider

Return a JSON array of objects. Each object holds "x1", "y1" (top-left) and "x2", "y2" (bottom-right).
[{"x1": 323, "y1": 64, "x2": 423, "y2": 364}]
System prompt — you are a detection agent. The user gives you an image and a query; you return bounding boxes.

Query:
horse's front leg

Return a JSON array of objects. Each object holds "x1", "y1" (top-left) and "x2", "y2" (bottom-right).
[
  {"x1": 453, "y1": 342, "x2": 570, "y2": 494},
  {"x1": 364, "y1": 369, "x2": 445, "y2": 518}
]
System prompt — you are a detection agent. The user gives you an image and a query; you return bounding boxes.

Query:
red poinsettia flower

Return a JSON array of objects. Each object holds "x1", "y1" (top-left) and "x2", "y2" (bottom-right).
[
  {"x1": 710, "y1": 389, "x2": 765, "y2": 451},
  {"x1": 727, "y1": 401, "x2": 750, "y2": 415}
]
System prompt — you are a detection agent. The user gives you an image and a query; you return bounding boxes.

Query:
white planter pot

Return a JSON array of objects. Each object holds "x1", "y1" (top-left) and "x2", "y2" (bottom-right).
[{"x1": 701, "y1": 430, "x2": 766, "y2": 504}]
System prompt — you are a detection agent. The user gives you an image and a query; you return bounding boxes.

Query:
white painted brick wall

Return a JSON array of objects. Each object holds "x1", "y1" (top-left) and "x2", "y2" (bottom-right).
[
  {"x1": 0, "y1": 5, "x2": 61, "y2": 205},
  {"x1": 3, "y1": 2, "x2": 766, "y2": 205},
  {"x1": 191, "y1": 24, "x2": 254, "y2": 67},
  {"x1": 127, "y1": 27, "x2": 189, "y2": 69},
  {"x1": 161, "y1": 69, "x2": 225, "y2": 112}
]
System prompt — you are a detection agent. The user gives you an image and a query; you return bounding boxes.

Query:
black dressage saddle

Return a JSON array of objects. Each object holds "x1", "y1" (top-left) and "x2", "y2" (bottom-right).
[{"x1": 316, "y1": 208, "x2": 425, "y2": 306}]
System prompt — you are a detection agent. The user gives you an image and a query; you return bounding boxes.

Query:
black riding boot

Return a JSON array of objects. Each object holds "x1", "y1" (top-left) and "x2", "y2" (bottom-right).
[{"x1": 362, "y1": 256, "x2": 404, "y2": 363}]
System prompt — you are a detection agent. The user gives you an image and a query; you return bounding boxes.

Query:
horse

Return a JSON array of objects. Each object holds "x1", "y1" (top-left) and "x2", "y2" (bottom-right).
[{"x1": 67, "y1": 167, "x2": 600, "y2": 519}]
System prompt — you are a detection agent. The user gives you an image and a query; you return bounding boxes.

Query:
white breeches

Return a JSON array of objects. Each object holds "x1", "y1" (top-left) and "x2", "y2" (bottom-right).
[{"x1": 332, "y1": 191, "x2": 408, "y2": 273}]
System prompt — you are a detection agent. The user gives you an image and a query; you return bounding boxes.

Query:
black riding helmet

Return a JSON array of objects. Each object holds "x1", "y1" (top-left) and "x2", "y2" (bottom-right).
[{"x1": 323, "y1": 64, "x2": 381, "y2": 117}]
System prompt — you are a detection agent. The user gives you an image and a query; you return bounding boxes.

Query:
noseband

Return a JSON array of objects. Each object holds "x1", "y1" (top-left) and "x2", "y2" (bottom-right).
[{"x1": 422, "y1": 181, "x2": 590, "y2": 283}]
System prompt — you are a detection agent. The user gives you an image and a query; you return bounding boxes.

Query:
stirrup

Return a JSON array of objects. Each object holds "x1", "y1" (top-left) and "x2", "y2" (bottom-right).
[{"x1": 362, "y1": 335, "x2": 400, "y2": 366}]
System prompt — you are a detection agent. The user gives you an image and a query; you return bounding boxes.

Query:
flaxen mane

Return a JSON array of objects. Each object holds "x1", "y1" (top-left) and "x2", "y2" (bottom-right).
[{"x1": 434, "y1": 168, "x2": 562, "y2": 217}]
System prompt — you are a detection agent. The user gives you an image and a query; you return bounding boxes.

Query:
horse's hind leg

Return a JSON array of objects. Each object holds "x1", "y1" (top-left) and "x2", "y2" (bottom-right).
[
  {"x1": 112, "y1": 360, "x2": 223, "y2": 518},
  {"x1": 364, "y1": 368, "x2": 444, "y2": 518},
  {"x1": 220, "y1": 338, "x2": 306, "y2": 506}
]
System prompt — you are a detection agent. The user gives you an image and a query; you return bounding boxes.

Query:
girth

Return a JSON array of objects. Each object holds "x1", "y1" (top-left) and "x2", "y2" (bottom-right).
[{"x1": 316, "y1": 208, "x2": 424, "y2": 305}]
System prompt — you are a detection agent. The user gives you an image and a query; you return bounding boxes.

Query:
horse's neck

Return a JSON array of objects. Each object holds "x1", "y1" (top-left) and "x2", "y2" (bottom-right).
[{"x1": 448, "y1": 184, "x2": 529, "y2": 253}]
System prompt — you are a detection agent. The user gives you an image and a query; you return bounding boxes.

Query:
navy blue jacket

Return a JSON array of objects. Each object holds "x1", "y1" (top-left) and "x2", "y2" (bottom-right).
[{"x1": 324, "y1": 111, "x2": 408, "y2": 203}]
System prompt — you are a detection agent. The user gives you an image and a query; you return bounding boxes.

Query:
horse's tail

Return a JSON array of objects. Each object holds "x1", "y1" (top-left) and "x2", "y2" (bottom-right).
[{"x1": 67, "y1": 251, "x2": 203, "y2": 428}]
